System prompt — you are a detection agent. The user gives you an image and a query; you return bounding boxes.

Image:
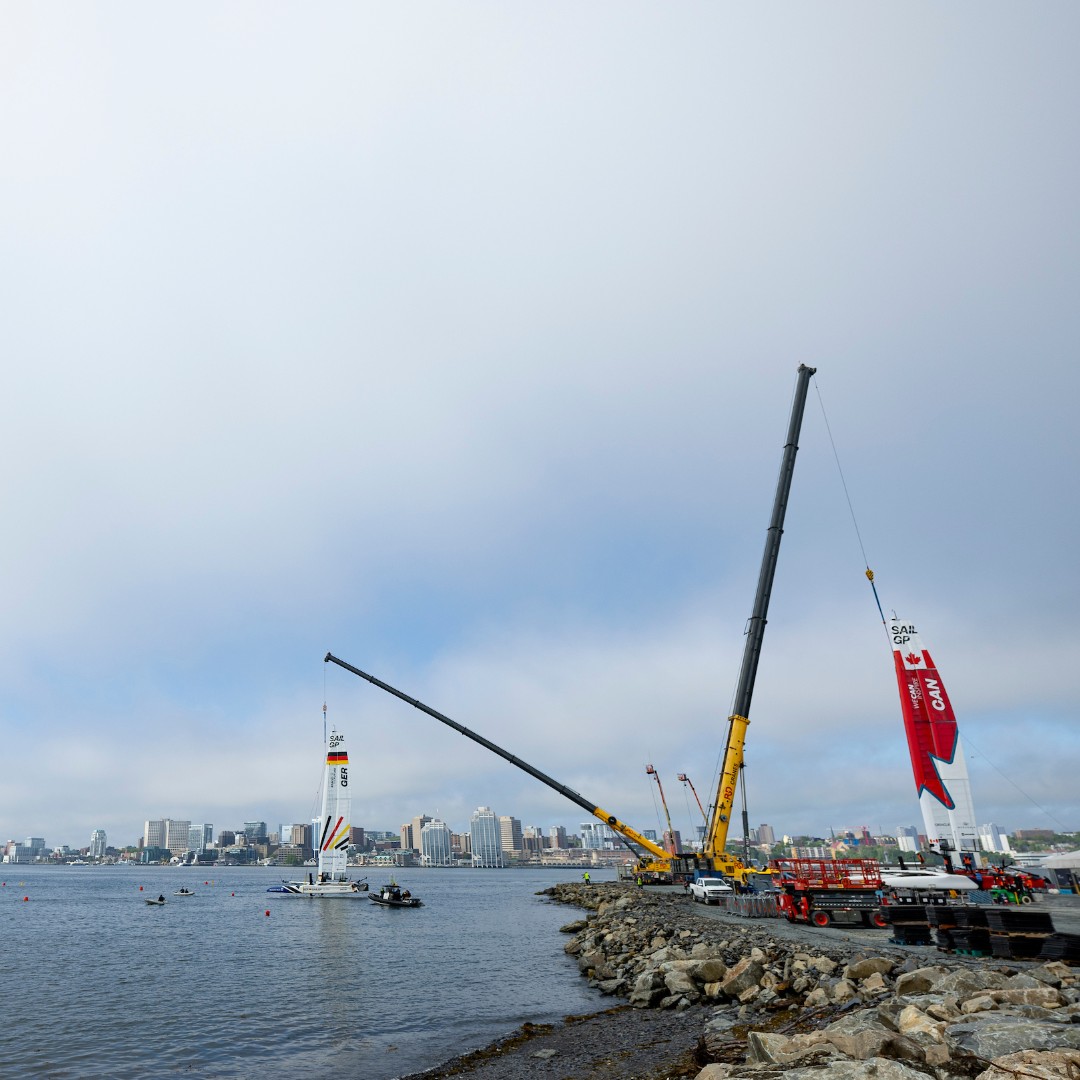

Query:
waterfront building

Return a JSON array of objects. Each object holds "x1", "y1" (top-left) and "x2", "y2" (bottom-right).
[
  {"x1": 218, "y1": 829, "x2": 236, "y2": 848},
  {"x1": 89, "y1": 829, "x2": 107, "y2": 858},
  {"x1": 420, "y1": 820, "x2": 453, "y2": 866},
  {"x1": 188, "y1": 824, "x2": 213, "y2": 853},
  {"x1": 896, "y1": 825, "x2": 920, "y2": 852},
  {"x1": 499, "y1": 815, "x2": 523, "y2": 853},
  {"x1": 978, "y1": 823, "x2": 1011, "y2": 854},
  {"x1": 579, "y1": 822, "x2": 616, "y2": 850},
  {"x1": 400, "y1": 815, "x2": 432, "y2": 853},
  {"x1": 243, "y1": 821, "x2": 267, "y2": 843},
  {"x1": 548, "y1": 825, "x2": 568, "y2": 849},
  {"x1": 144, "y1": 820, "x2": 166, "y2": 849},
  {"x1": 470, "y1": 807, "x2": 504, "y2": 868},
  {"x1": 164, "y1": 820, "x2": 191, "y2": 856}
]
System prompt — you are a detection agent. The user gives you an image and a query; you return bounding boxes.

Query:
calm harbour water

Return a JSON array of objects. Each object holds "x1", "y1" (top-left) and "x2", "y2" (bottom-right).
[{"x1": 1, "y1": 865, "x2": 611, "y2": 1079}]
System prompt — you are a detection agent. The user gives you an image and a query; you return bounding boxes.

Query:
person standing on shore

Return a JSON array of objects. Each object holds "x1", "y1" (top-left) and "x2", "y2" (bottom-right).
[{"x1": 582, "y1": 871, "x2": 590, "y2": 885}]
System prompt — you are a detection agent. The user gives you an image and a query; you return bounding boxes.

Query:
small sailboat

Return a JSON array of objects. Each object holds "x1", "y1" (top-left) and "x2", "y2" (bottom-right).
[{"x1": 270, "y1": 721, "x2": 368, "y2": 898}]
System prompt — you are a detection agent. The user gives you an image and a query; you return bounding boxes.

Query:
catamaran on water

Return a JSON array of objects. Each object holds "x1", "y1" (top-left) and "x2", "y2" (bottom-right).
[{"x1": 268, "y1": 725, "x2": 368, "y2": 898}]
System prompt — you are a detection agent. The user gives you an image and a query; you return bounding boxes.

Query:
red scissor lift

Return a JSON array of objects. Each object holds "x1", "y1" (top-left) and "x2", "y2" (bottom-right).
[{"x1": 771, "y1": 858, "x2": 888, "y2": 929}]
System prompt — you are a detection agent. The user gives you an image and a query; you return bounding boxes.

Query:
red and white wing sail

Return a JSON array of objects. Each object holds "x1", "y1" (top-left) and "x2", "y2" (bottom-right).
[{"x1": 889, "y1": 619, "x2": 978, "y2": 852}]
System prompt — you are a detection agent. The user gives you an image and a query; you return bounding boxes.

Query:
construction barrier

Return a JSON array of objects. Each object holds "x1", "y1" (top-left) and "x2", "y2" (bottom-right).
[{"x1": 714, "y1": 894, "x2": 781, "y2": 919}]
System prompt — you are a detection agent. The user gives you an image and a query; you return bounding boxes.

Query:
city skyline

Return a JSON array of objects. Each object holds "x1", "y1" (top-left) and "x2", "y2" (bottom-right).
[{"x1": 6, "y1": 806, "x2": 1064, "y2": 858}]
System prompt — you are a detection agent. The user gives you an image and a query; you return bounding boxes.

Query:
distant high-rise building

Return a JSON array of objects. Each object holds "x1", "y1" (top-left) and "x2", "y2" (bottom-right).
[
  {"x1": 498, "y1": 815, "x2": 523, "y2": 853},
  {"x1": 896, "y1": 826, "x2": 920, "y2": 852},
  {"x1": 757, "y1": 824, "x2": 775, "y2": 846},
  {"x1": 470, "y1": 807, "x2": 504, "y2": 868},
  {"x1": 188, "y1": 824, "x2": 213, "y2": 853},
  {"x1": 243, "y1": 822, "x2": 267, "y2": 842},
  {"x1": 579, "y1": 823, "x2": 616, "y2": 850},
  {"x1": 144, "y1": 820, "x2": 166, "y2": 849},
  {"x1": 978, "y1": 823, "x2": 1011, "y2": 854},
  {"x1": 164, "y1": 820, "x2": 191, "y2": 856},
  {"x1": 400, "y1": 815, "x2": 432, "y2": 853},
  {"x1": 218, "y1": 829, "x2": 236, "y2": 848},
  {"x1": 89, "y1": 829, "x2": 107, "y2": 858},
  {"x1": 548, "y1": 826, "x2": 568, "y2": 849},
  {"x1": 420, "y1": 820, "x2": 453, "y2": 866}
]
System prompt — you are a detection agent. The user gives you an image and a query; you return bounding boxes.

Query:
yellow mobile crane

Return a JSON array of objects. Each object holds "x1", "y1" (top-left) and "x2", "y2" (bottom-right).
[{"x1": 690, "y1": 363, "x2": 817, "y2": 884}]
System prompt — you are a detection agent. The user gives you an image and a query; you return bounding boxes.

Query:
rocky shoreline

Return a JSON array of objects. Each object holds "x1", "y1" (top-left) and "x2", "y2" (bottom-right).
[{"x1": 402, "y1": 881, "x2": 1080, "y2": 1080}]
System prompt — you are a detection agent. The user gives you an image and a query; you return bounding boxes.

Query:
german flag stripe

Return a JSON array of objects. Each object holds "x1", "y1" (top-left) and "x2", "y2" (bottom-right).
[
  {"x1": 322, "y1": 816, "x2": 346, "y2": 851},
  {"x1": 327, "y1": 752, "x2": 348, "y2": 765}
]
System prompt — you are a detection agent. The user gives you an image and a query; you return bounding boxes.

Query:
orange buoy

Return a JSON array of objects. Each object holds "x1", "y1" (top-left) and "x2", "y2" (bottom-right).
[{"x1": 23, "y1": 896, "x2": 29, "y2": 902}]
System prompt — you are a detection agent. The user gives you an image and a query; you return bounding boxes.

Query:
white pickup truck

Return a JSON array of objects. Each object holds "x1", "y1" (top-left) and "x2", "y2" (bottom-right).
[{"x1": 688, "y1": 877, "x2": 734, "y2": 904}]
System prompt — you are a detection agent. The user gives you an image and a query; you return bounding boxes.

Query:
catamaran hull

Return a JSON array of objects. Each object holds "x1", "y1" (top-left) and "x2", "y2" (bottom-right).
[
  {"x1": 880, "y1": 870, "x2": 976, "y2": 892},
  {"x1": 269, "y1": 882, "x2": 368, "y2": 898}
]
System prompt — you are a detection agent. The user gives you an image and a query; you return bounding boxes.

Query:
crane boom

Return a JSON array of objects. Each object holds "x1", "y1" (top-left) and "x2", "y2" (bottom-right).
[
  {"x1": 324, "y1": 652, "x2": 671, "y2": 864},
  {"x1": 704, "y1": 364, "x2": 816, "y2": 868}
]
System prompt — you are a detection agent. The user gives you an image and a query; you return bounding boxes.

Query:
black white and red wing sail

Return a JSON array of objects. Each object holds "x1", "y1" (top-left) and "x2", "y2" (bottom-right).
[{"x1": 889, "y1": 619, "x2": 978, "y2": 852}]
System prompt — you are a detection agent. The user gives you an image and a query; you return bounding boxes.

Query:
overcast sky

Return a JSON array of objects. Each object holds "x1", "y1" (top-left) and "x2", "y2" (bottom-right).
[{"x1": 2, "y1": 4, "x2": 1078, "y2": 851}]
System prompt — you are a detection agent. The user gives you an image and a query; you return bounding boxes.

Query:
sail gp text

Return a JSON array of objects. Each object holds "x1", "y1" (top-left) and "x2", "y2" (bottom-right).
[{"x1": 891, "y1": 623, "x2": 917, "y2": 645}]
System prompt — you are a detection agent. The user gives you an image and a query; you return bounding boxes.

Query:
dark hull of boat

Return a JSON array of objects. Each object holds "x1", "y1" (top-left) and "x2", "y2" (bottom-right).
[{"x1": 369, "y1": 895, "x2": 423, "y2": 908}]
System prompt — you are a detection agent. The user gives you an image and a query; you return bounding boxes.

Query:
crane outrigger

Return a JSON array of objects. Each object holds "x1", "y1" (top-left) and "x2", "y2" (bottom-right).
[{"x1": 325, "y1": 364, "x2": 817, "y2": 886}]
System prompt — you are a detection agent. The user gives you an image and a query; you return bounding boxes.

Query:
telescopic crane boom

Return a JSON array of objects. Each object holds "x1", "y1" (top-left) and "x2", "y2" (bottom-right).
[
  {"x1": 323, "y1": 652, "x2": 671, "y2": 866},
  {"x1": 646, "y1": 765, "x2": 676, "y2": 854},
  {"x1": 701, "y1": 363, "x2": 816, "y2": 876}
]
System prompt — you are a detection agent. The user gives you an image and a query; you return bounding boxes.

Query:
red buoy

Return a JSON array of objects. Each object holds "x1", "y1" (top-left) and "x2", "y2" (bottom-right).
[{"x1": 265, "y1": 910, "x2": 270, "y2": 916}]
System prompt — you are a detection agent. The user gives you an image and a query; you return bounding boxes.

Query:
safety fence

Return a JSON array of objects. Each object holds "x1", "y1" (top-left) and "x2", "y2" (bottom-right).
[{"x1": 714, "y1": 893, "x2": 781, "y2": 919}]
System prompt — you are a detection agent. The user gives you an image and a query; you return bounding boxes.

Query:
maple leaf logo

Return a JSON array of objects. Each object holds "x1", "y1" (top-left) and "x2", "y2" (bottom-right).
[{"x1": 905, "y1": 652, "x2": 922, "y2": 666}]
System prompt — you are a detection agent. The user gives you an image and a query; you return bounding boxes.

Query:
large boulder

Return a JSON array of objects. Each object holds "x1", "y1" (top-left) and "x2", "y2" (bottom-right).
[
  {"x1": 720, "y1": 957, "x2": 765, "y2": 999},
  {"x1": 843, "y1": 957, "x2": 894, "y2": 982},
  {"x1": 894, "y1": 966, "x2": 948, "y2": 996},
  {"x1": 975, "y1": 1048, "x2": 1080, "y2": 1080},
  {"x1": 945, "y1": 1016, "x2": 1080, "y2": 1060},
  {"x1": 821, "y1": 1010, "x2": 924, "y2": 1061}
]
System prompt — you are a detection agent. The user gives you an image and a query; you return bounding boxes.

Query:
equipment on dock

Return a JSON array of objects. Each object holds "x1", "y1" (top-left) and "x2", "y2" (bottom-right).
[{"x1": 772, "y1": 857, "x2": 887, "y2": 928}]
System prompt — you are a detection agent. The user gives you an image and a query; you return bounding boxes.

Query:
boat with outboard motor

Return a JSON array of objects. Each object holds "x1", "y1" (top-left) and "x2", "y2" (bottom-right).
[
  {"x1": 174, "y1": 887, "x2": 195, "y2": 897},
  {"x1": 145, "y1": 894, "x2": 167, "y2": 906},
  {"x1": 369, "y1": 881, "x2": 423, "y2": 908},
  {"x1": 268, "y1": 718, "x2": 368, "y2": 898}
]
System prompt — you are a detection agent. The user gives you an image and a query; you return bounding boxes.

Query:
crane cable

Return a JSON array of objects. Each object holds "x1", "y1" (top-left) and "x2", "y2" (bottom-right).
[{"x1": 815, "y1": 382, "x2": 1071, "y2": 833}]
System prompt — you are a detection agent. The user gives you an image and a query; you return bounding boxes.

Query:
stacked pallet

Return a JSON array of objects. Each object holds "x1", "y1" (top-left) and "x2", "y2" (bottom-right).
[
  {"x1": 984, "y1": 906, "x2": 1054, "y2": 959},
  {"x1": 1039, "y1": 932, "x2": 1080, "y2": 964},
  {"x1": 948, "y1": 906, "x2": 991, "y2": 956},
  {"x1": 926, "y1": 905, "x2": 958, "y2": 951},
  {"x1": 883, "y1": 903, "x2": 932, "y2": 945}
]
